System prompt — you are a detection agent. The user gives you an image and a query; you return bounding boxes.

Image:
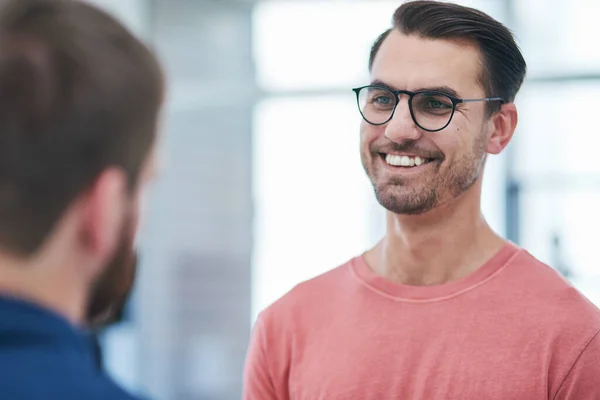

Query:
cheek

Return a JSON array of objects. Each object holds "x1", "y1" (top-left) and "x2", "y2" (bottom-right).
[
  {"x1": 438, "y1": 121, "x2": 472, "y2": 161},
  {"x1": 360, "y1": 123, "x2": 381, "y2": 150}
]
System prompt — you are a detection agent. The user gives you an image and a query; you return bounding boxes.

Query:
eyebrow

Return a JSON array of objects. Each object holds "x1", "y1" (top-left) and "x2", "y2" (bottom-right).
[{"x1": 369, "y1": 79, "x2": 461, "y2": 99}]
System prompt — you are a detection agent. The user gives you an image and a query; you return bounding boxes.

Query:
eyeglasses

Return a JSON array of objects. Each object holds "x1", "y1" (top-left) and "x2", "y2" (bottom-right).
[{"x1": 352, "y1": 85, "x2": 504, "y2": 132}]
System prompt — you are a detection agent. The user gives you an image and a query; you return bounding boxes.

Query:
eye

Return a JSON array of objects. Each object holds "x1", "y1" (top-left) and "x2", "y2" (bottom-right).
[
  {"x1": 421, "y1": 96, "x2": 452, "y2": 109},
  {"x1": 428, "y1": 99, "x2": 448, "y2": 109},
  {"x1": 373, "y1": 95, "x2": 393, "y2": 105},
  {"x1": 365, "y1": 88, "x2": 395, "y2": 110},
  {"x1": 413, "y1": 93, "x2": 453, "y2": 115}
]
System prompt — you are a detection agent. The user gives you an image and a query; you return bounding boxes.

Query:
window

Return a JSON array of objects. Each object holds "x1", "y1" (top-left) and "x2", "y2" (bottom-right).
[
  {"x1": 515, "y1": 0, "x2": 600, "y2": 77},
  {"x1": 514, "y1": 82, "x2": 600, "y2": 305},
  {"x1": 253, "y1": 0, "x2": 401, "y2": 92},
  {"x1": 252, "y1": 96, "x2": 376, "y2": 317},
  {"x1": 87, "y1": 0, "x2": 149, "y2": 39},
  {"x1": 253, "y1": 0, "x2": 505, "y2": 92}
]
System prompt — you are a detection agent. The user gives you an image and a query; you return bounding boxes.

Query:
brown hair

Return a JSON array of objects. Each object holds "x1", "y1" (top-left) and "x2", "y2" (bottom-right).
[
  {"x1": 369, "y1": 1, "x2": 526, "y2": 113},
  {"x1": 0, "y1": 0, "x2": 164, "y2": 255}
]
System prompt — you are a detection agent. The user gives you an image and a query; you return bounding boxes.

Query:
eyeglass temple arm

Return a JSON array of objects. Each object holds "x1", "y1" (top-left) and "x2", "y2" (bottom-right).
[{"x1": 460, "y1": 97, "x2": 505, "y2": 104}]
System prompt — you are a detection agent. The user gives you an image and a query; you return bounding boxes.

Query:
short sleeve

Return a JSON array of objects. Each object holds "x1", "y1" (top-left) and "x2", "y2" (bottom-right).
[{"x1": 553, "y1": 330, "x2": 600, "y2": 400}]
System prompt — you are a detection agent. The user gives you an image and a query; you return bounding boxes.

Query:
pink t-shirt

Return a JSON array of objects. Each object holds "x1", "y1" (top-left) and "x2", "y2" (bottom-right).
[{"x1": 243, "y1": 242, "x2": 600, "y2": 399}]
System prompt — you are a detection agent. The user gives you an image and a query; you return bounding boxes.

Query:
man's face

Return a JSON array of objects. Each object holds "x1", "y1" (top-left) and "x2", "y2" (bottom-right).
[
  {"x1": 86, "y1": 153, "x2": 156, "y2": 328},
  {"x1": 361, "y1": 31, "x2": 492, "y2": 215}
]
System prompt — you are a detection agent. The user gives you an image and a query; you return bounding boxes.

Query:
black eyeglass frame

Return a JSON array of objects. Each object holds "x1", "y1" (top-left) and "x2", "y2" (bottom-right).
[{"x1": 352, "y1": 85, "x2": 505, "y2": 132}]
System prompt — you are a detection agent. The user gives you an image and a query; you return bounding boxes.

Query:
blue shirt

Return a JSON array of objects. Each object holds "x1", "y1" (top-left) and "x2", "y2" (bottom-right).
[{"x1": 0, "y1": 296, "x2": 146, "y2": 400}]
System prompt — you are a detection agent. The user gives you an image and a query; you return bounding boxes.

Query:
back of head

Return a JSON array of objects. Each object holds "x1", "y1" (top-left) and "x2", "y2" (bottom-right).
[
  {"x1": 369, "y1": 0, "x2": 527, "y2": 113},
  {"x1": 0, "y1": 0, "x2": 164, "y2": 256}
]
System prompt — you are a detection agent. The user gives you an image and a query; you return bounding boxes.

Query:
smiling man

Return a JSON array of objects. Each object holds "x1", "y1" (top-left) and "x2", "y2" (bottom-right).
[{"x1": 243, "y1": 1, "x2": 600, "y2": 399}]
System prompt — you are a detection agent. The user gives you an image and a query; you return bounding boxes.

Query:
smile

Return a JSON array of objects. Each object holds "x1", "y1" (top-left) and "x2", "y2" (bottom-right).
[{"x1": 381, "y1": 153, "x2": 435, "y2": 168}]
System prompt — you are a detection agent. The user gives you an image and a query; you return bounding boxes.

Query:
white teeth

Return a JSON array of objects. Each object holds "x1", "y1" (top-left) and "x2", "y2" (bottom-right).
[
  {"x1": 385, "y1": 154, "x2": 428, "y2": 167},
  {"x1": 385, "y1": 154, "x2": 402, "y2": 166}
]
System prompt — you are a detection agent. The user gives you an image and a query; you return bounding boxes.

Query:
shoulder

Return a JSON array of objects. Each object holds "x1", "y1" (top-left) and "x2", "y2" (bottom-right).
[
  {"x1": 67, "y1": 383, "x2": 144, "y2": 400},
  {"x1": 257, "y1": 256, "x2": 359, "y2": 331},
  {"x1": 502, "y1": 250, "x2": 600, "y2": 398},
  {"x1": 507, "y1": 250, "x2": 600, "y2": 364},
  {"x1": 264, "y1": 257, "x2": 356, "y2": 307},
  {"x1": 509, "y1": 250, "x2": 600, "y2": 323},
  {"x1": 0, "y1": 369, "x2": 145, "y2": 400},
  {"x1": 0, "y1": 348, "x2": 145, "y2": 400},
  {"x1": 550, "y1": 329, "x2": 600, "y2": 399},
  {"x1": 77, "y1": 374, "x2": 148, "y2": 400}
]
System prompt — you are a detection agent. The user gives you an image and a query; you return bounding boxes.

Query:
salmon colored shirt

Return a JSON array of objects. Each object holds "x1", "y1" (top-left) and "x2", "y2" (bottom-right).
[{"x1": 243, "y1": 242, "x2": 600, "y2": 399}]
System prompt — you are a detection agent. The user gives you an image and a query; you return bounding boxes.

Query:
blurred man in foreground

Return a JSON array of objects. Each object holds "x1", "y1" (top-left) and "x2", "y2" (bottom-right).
[{"x1": 0, "y1": 0, "x2": 164, "y2": 398}]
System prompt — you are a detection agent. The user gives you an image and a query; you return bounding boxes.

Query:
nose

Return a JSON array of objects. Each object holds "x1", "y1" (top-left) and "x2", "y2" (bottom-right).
[{"x1": 384, "y1": 98, "x2": 422, "y2": 144}]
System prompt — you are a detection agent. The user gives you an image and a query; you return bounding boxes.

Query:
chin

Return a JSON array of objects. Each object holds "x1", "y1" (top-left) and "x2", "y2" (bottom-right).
[
  {"x1": 379, "y1": 198, "x2": 437, "y2": 215},
  {"x1": 373, "y1": 184, "x2": 439, "y2": 215}
]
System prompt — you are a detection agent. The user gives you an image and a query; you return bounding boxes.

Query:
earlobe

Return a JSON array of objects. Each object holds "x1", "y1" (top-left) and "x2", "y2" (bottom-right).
[
  {"x1": 81, "y1": 168, "x2": 128, "y2": 261},
  {"x1": 486, "y1": 103, "x2": 518, "y2": 155}
]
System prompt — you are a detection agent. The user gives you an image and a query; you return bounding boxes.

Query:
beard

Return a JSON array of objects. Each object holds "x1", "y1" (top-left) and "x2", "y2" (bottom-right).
[
  {"x1": 86, "y1": 212, "x2": 138, "y2": 329},
  {"x1": 363, "y1": 134, "x2": 487, "y2": 215}
]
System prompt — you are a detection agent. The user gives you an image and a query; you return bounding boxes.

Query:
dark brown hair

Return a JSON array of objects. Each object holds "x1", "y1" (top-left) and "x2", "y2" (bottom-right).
[
  {"x1": 0, "y1": 0, "x2": 164, "y2": 255},
  {"x1": 369, "y1": 1, "x2": 526, "y2": 113}
]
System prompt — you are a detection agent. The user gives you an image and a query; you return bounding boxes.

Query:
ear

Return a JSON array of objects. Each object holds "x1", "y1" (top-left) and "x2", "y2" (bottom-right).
[
  {"x1": 131, "y1": 148, "x2": 158, "y2": 242},
  {"x1": 486, "y1": 102, "x2": 518, "y2": 155},
  {"x1": 80, "y1": 168, "x2": 128, "y2": 263}
]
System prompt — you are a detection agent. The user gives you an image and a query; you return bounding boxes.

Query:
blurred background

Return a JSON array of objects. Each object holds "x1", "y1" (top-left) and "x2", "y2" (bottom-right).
[{"x1": 87, "y1": 0, "x2": 600, "y2": 399}]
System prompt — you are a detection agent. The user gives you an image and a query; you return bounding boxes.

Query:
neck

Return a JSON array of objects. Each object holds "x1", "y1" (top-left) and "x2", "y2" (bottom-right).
[
  {"x1": 366, "y1": 182, "x2": 506, "y2": 286},
  {"x1": 0, "y1": 253, "x2": 86, "y2": 325}
]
